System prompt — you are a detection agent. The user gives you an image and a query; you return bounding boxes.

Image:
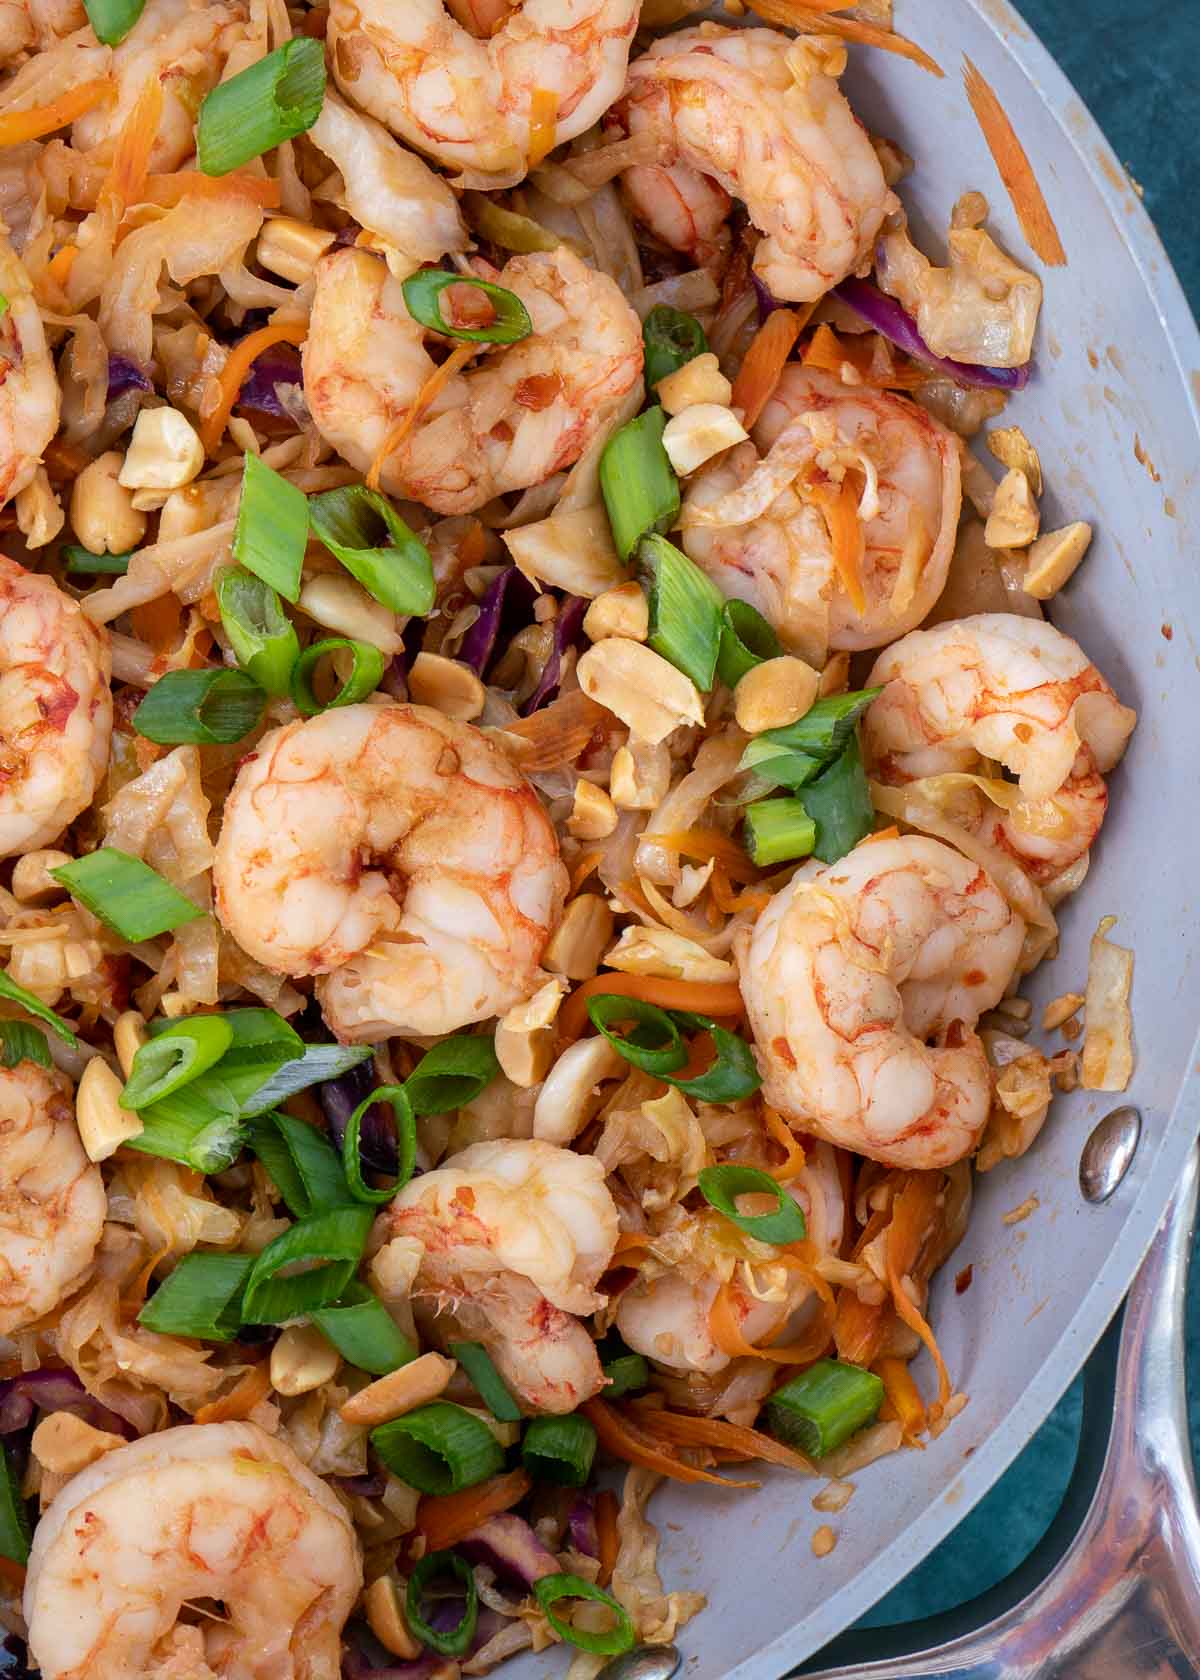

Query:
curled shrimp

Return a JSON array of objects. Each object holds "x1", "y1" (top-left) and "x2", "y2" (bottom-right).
[
  {"x1": 863, "y1": 613, "x2": 1137, "y2": 883},
  {"x1": 303, "y1": 245, "x2": 643, "y2": 517},
  {"x1": 616, "y1": 27, "x2": 893, "y2": 303},
  {"x1": 0, "y1": 1060, "x2": 105, "y2": 1334},
  {"x1": 0, "y1": 233, "x2": 60, "y2": 508},
  {"x1": 213, "y1": 703, "x2": 567, "y2": 1040},
  {"x1": 739, "y1": 834, "x2": 1027, "y2": 1169},
  {"x1": 327, "y1": 0, "x2": 640, "y2": 181},
  {"x1": 0, "y1": 557, "x2": 112, "y2": 858},
  {"x1": 681, "y1": 367, "x2": 960, "y2": 664},
  {"x1": 25, "y1": 1420, "x2": 361, "y2": 1680},
  {"x1": 389, "y1": 1138, "x2": 619, "y2": 1412}
]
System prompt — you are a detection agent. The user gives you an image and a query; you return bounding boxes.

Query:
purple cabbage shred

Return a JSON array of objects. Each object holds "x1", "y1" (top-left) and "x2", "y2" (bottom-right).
[
  {"x1": 458, "y1": 566, "x2": 537, "y2": 678},
  {"x1": 318, "y1": 1061, "x2": 398, "y2": 1177},
  {"x1": 567, "y1": 1495, "x2": 599, "y2": 1559},
  {"x1": 237, "y1": 347, "x2": 304, "y2": 418},
  {"x1": 832, "y1": 277, "x2": 1031, "y2": 391},
  {"x1": 106, "y1": 353, "x2": 153, "y2": 402},
  {"x1": 519, "y1": 595, "x2": 587, "y2": 716},
  {"x1": 0, "y1": 1369, "x2": 134, "y2": 1438},
  {"x1": 458, "y1": 1513, "x2": 559, "y2": 1588}
]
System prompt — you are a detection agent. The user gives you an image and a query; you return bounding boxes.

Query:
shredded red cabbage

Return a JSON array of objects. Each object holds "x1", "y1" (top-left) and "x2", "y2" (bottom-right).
[
  {"x1": 459, "y1": 1513, "x2": 559, "y2": 1587},
  {"x1": 342, "y1": 1643, "x2": 458, "y2": 1680},
  {"x1": 567, "y1": 1495, "x2": 599, "y2": 1559},
  {"x1": 0, "y1": 1369, "x2": 134, "y2": 1438},
  {"x1": 832, "y1": 277, "x2": 1031, "y2": 391},
  {"x1": 106, "y1": 353, "x2": 153, "y2": 401},
  {"x1": 519, "y1": 595, "x2": 587, "y2": 716},
  {"x1": 752, "y1": 272, "x2": 783, "y2": 323},
  {"x1": 458, "y1": 566, "x2": 537, "y2": 677},
  {"x1": 236, "y1": 346, "x2": 304, "y2": 417},
  {"x1": 319, "y1": 1063, "x2": 398, "y2": 1177}
]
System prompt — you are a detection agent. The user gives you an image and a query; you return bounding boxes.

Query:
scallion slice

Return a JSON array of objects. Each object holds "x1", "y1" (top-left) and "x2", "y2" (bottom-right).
[
  {"x1": 197, "y1": 36, "x2": 326, "y2": 177},
  {"x1": 521, "y1": 1415, "x2": 596, "y2": 1487},
  {"x1": 205, "y1": 1008, "x2": 304, "y2": 1112},
  {"x1": 665, "y1": 1011, "x2": 761, "y2": 1104},
  {"x1": 764, "y1": 1358, "x2": 884, "y2": 1457},
  {"x1": 247, "y1": 1109, "x2": 351, "y2": 1217},
  {"x1": 122, "y1": 1016, "x2": 233, "y2": 1110},
  {"x1": 739, "y1": 738, "x2": 825, "y2": 792},
  {"x1": 0, "y1": 1446, "x2": 30, "y2": 1566},
  {"x1": 0, "y1": 971, "x2": 77, "y2": 1048},
  {"x1": 239, "y1": 1042, "x2": 373, "y2": 1117},
  {"x1": 448, "y1": 1342, "x2": 521, "y2": 1423},
  {"x1": 343, "y1": 1084, "x2": 415, "y2": 1205},
  {"x1": 241, "y1": 1205, "x2": 374, "y2": 1323},
  {"x1": 137, "y1": 1252, "x2": 254, "y2": 1341},
  {"x1": 52, "y1": 848, "x2": 205, "y2": 942},
  {"x1": 312, "y1": 1283, "x2": 417, "y2": 1375},
  {"x1": 127, "y1": 1076, "x2": 246, "y2": 1173},
  {"x1": 290, "y1": 637, "x2": 385, "y2": 715},
  {"x1": 599, "y1": 406, "x2": 680, "y2": 562},
  {"x1": 0, "y1": 1021, "x2": 50, "y2": 1070},
  {"x1": 234, "y1": 451, "x2": 308, "y2": 602},
  {"x1": 638, "y1": 533, "x2": 723, "y2": 692},
  {"x1": 132, "y1": 668, "x2": 266, "y2": 746},
  {"x1": 216, "y1": 566, "x2": 301, "y2": 697},
  {"x1": 698, "y1": 1163, "x2": 807, "y2": 1245},
  {"x1": 743, "y1": 797, "x2": 817, "y2": 867},
  {"x1": 586, "y1": 994, "x2": 687, "y2": 1077},
  {"x1": 62, "y1": 544, "x2": 133, "y2": 575},
  {"x1": 737, "y1": 688, "x2": 881, "y2": 783},
  {"x1": 403, "y1": 1036, "x2": 500, "y2": 1116},
  {"x1": 308, "y1": 484, "x2": 435, "y2": 615},
  {"x1": 716, "y1": 599, "x2": 783, "y2": 690},
  {"x1": 532, "y1": 1574, "x2": 635, "y2": 1657},
  {"x1": 83, "y1": 0, "x2": 145, "y2": 44},
  {"x1": 402, "y1": 270, "x2": 532, "y2": 345},
  {"x1": 371, "y1": 1401, "x2": 504, "y2": 1495},
  {"x1": 801, "y1": 736, "x2": 876, "y2": 864},
  {"x1": 642, "y1": 304, "x2": 708, "y2": 389},
  {"x1": 406, "y1": 1551, "x2": 479, "y2": 1658},
  {"x1": 602, "y1": 1350, "x2": 649, "y2": 1398}
]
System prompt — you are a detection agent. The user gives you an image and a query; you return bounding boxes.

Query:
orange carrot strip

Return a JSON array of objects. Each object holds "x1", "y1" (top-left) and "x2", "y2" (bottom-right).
[
  {"x1": 527, "y1": 88, "x2": 558, "y2": 167},
  {"x1": 200, "y1": 321, "x2": 308, "y2": 455},
  {"x1": 643, "y1": 827, "x2": 758, "y2": 884},
  {"x1": 145, "y1": 170, "x2": 282, "y2": 209},
  {"x1": 367, "y1": 341, "x2": 477, "y2": 491},
  {"x1": 102, "y1": 76, "x2": 162, "y2": 217},
  {"x1": 746, "y1": 1, "x2": 942, "y2": 76},
  {"x1": 886, "y1": 1255, "x2": 951, "y2": 1416},
  {"x1": 709, "y1": 862, "x2": 771, "y2": 914},
  {"x1": 762, "y1": 1105, "x2": 807, "y2": 1181},
  {"x1": 131, "y1": 593, "x2": 183, "y2": 657},
  {"x1": 709, "y1": 1281, "x2": 832, "y2": 1365},
  {"x1": 731, "y1": 308, "x2": 802, "y2": 431},
  {"x1": 876, "y1": 1355, "x2": 927, "y2": 1444},
  {"x1": 0, "y1": 78, "x2": 112, "y2": 145},
  {"x1": 963, "y1": 57, "x2": 1066, "y2": 266},
  {"x1": 194, "y1": 1360, "x2": 271, "y2": 1424},
  {"x1": 805, "y1": 476, "x2": 866, "y2": 616},
  {"x1": 801, "y1": 322, "x2": 928, "y2": 392},
  {"x1": 595, "y1": 1487, "x2": 620, "y2": 1586},
  {"x1": 583, "y1": 1397, "x2": 747, "y2": 1487},
  {"x1": 558, "y1": 973, "x2": 744, "y2": 1044},
  {"x1": 46, "y1": 245, "x2": 77, "y2": 287},
  {"x1": 416, "y1": 1468, "x2": 532, "y2": 1552},
  {"x1": 634, "y1": 1406, "x2": 814, "y2": 1473}
]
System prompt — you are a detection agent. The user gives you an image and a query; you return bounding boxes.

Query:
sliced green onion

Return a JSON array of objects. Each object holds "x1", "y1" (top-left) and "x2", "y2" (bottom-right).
[
  {"x1": 406, "y1": 1551, "x2": 479, "y2": 1658},
  {"x1": 0, "y1": 294, "x2": 8, "y2": 319},
  {"x1": 0, "y1": 1021, "x2": 50, "y2": 1070},
  {"x1": 241, "y1": 1205, "x2": 374, "y2": 1324},
  {"x1": 448, "y1": 1342, "x2": 521, "y2": 1423},
  {"x1": 521, "y1": 1415, "x2": 596, "y2": 1487},
  {"x1": 665, "y1": 1011, "x2": 761, "y2": 1104},
  {"x1": 716, "y1": 599, "x2": 783, "y2": 690},
  {"x1": 122, "y1": 1015, "x2": 233, "y2": 1110},
  {"x1": 739, "y1": 739, "x2": 825, "y2": 792},
  {"x1": 52, "y1": 848, "x2": 205, "y2": 942},
  {"x1": 404, "y1": 1036, "x2": 500, "y2": 1116},
  {"x1": 586, "y1": 995, "x2": 687, "y2": 1077},
  {"x1": 197, "y1": 36, "x2": 326, "y2": 177},
  {"x1": 698, "y1": 1163, "x2": 807, "y2": 1245},
  {"x1": 737, "y1": 688, "x2": 881, "y2": 783},
  {"x1": 802, "y1": 737, "x2": 876, "y2": 864},
  {"x1": 83, "y1": 0, "x2": 145, "y2": 44},
  {"x1": 343, "y1": 1084, "x2": 415, "y2": 1204},
  {"x1": 216, "y1": 566, "x2": 301, "y2": 697},
  {"x1": 764, "y1": 1358, "x2": 884, "y2": 1457},
  {"x1": 401, "y1": 269, "x2": 532, "y2": 345},
  {"x1": 743, "y1": 797, "x2": 817, "y2": 867},
  {"x1": 127, "y1": 1076, "x2": 245, "y2": 1173},
  {"x1": 206, "y1": 1008, "x2": 304, "y2": 1111},
  {"x1": 638, "y1": 533, "x2": 723, "y2": 692},
  {"x1": 234, "y1": 451, "x2": 308, "y2": 602},
  {"x1": 290, "y1": 637, "x2": 385, "y2": 716},
  {"x1": 371, "y1": 1401, "x2": 504, "y2": 1495},
  {"x1": 599, "y1": 406, "x2": 680, "y2": 563},
  {"x1": 642, "y1": 304, "x2": 708, "y2": 390},
  {"x1": 308, "y1": 485, "x2": 435, "y2": 615},
  {"x1": 137, "y1": 1252, "x2": 254, "y2": 1341},
  {"x1": 132, "y1": 668, "x2": 266, "y2": 746},
  {"x1": 0, "y1": 972, "x2": 77, "y2": 1048},
  {"x1": 312, "y1": 1283, "x2": 417, "y2": 1375},
  {"x1": 239, "y1": 1042, "x2": 372, "y2": 1117},
  {"x1": 0, "y1": 1446, "x2": 30, "y2": 1566},
  {"x1": 62, "y1": 544, "x2": 132, "y2": 575},
  {"x1": 247, "y1": 1109, "x2": 351, "y2": 1217},
  {"x1": 602, "y1": 1351, "x2": 649, "y2": 1398},
  {"x1": 532, "y1": 1575, "x2": 635, "y2": 1657}
]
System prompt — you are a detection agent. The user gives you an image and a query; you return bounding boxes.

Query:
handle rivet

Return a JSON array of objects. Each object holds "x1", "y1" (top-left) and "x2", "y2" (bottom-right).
[{"x1": 1080, "y1": 1106, "x2": 1141, "y2": 1203}]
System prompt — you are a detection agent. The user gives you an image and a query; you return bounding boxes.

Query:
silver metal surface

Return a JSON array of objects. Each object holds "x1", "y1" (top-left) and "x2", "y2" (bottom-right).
[
  {"x1": 595, "y1": 1647, "x2": 681, "y2": 1680},
  {"x1": 1079, "y1": 1106, "x2": 1143, "y2": 1204},
  {"x1": 803, "y1": 1144, "x2": 1200, "y2": 1678}
]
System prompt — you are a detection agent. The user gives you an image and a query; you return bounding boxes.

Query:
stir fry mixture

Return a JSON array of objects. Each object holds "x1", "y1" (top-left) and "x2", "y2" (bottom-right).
[{"x1": 0, "y1": 0, "x2": 1139, "y2": 1675}]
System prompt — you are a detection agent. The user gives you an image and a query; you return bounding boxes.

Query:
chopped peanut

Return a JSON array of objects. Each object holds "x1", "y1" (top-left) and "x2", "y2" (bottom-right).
[
  {"x1": 655, "y1": 352, "x2": 733, "y2": 414},
  {"x1": 406, "y1": 651, "x2": 487, "y2": 720},
  {"x1": 1042, "y1": 991, "x2": 1085, "y2": 1032},
  {"x1": 582, "y1": 581, "x2": 649, "y2": 644},
  {"x1": 577, "y1": 639, "x2": 704, "y2": 744},
  {"x1": 339, "y1": 1352, "x2": 456, "y2": 1427},
  {"x1": 1022, "y1": 521, "x2": 1092, "y2": 599},
  {"x1": 662, "y1": 403, "x2": 748, "y2": 475},
  {"x1": 610, "y1": 740, "x2": 671, "y2": 810},
  {"x1": 985, "y1": 467, "x2": 1040, "y2": 549},
  {"x1": 495, "y1": 977, "x2": 567, "y2": 1087},
  {"x1": 270, "y1": 1323, "x2": 341, "y2": 1397},
  {"x1": 75, "y1": 1058, "x2": 143, "y2": 1162},
  {"x1": 734, "y1": 656, "x2": 820, "y2": 734},
  {"x1": 567, "y1": 779, "x2": 619, "y2": 840},
  {"x1": 364, "y1": 1575, "x2": 422, "y2": 1661},
  {"x1": 987, "y1": 425, "x2": 1043, "y2": 495},
  {"x1": 11, "y1": 849, "x2": 71, "y2": 905},
  {"x1": 119, "y1": 408, "x2": 205, "y2": 492},
  {"x1": 32, "y1": 1411, "x2": 125, "y2": 1476},
  {"x1": 543, "y1": 893, "x2": 614, "y2": 982}
]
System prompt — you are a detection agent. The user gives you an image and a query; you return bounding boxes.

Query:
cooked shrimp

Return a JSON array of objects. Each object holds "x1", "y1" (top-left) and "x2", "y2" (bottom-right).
[
  {"x1": 213, "y1": 703, "x2": 567, "y2": 1040},
  {"x1": 327, "y1": 0, "x2": 640, "y2": 180},
  {"x1": 390, "y1": 1138, "x2": 619, "y2": 1411},
  {"x1": 303, "y1": 244, "x2": 643, "y2": 516},
  {"x1": 0, "y1": 232, "x2": 60, "y2": 508},
  {"x1": 0, "y1": 557, "x2": 112, "y2": 858},
  {"x1": 739, "y1": 834, "x2": 1026, "y2": 1169},
  {"x1": 864, "y1": 614, "x2": 1137, "y2": 882},
  {"x1": 25, "y1": 1420, "x2": 361, "y2": 1680},
  {"x1": 0, "y1": 1060, "x2": 105, "y2": 1334},
  {"x1": 617, "y1": 27, "x2": 893, "y2": 303},
  {"x1": 681, "y1": 367, "x2": 960, "y2": 665},
  {"x1": 0, "y1": 0, "x2": 84, "y2": 64}
]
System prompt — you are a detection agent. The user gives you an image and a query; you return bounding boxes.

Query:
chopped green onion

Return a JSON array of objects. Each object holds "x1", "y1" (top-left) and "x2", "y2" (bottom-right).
[
  {"x1": 122, "y1": 1016, "x2": 234, "y2": 1110},
  {"x1": 290, "y1": 637, "x2": 385, "y2": 716},
  {"x1": 197, "y1": 36, "x2": 325, "y2": 177},
  {"x1": 743, "y1": 797, "x2": 817, "y2": 867},
  {"x1": 764, "y1": 1358, "x2": 884, "y2": 1457},
  {"x1": 308, "y1": 485, "x2": 435, "y2": 616},
  {"x1": 716, "y1": 599, "x2": 783, "y2": 690},
  {"x1": 137, "y1": 1252, "x2": 254, "y2": 1341},
  {"x1": 521, "y1": 1415, "x2": 596, "y2": 1487},
  {"x1": 642, "y1": 304, "x2": 708, "y2": 390},
  {"x1": 665, "y1": 1011, "x2": 761, "y2": 1104},
  {"x1": 698, "y1": 1164, "x2": 807, "y2": 1245},
  {"x1": 0, "y1": 972, "x2": 77, "y2": 1048},
  {"x1": 638, "y1": 533, "x2": 723, "y2": 692},
  {"x1": 241, "y1": 1205, "x2": 374, "y2": 1324},
  {"x1": 343, "y1": 1084, "x2": 415, "y2": 1204},
  {"x1": 371, "y1": 1401, "x2": 504, "y2": 1495},
  {"x1": 602, "y1": 1350, "x2": 649, "y2": 1398},
  {"x1": 234, "y1": 451, "x2": 308, "y2": 602},
  {"x1": 586, "y1": 994, "x2": 687, "y2": 1077},
  {"x1": 62, "y1": 544, "x2": 132, "y2": 575},
  {"x1": 448, "y1": 1342, "x2": 521, "y2": 1422},
  {"x1": 401, "y1": 270, "x2": 532, "y2": 345},
  {"x1": 0, "y1": 1021, "x2": 50, "y2": 1070},
  {"x1": 0, "y1": 294, "x2": 8, "y2": 319},
  {"x1": 205, "y1": 1008, "x2": 305, "y2": 1112},
  {"x1": 0, "y1": 1446, "x2": 30, "y2": 1566},
  {"x1": 739, "y1": 739, "x2": 825, "y2": 792},
  {"x1": 216, "y1": 566, "x2": 301, "y2": 697},
  {"x1": 599, "y1": 406, "x2": 680, "y2": 562},
  {"x1": 132, "y1": 668, "x2": 266, "y2": 746},
  {"x1": 406, "y1": 1551, "x2": 479, "y2": 1658},
  {"x1": 247, "y1": 1109, "x2": 350, "y2": 1217},
  {"x1": 312, "y1": 1283, "x2": 417, "y2": 1375},
  {"x1": 239, "y1": 1042, "x2": 372, "y2": 1117},
  {"x1": 801, "y1": 737, "x2": 876, "y2": 864},
  {"x1": 52, "y1": 848, "x2": 204, "y2": 942},
  {"x1": 404, "y1": 1036, "x2": 500, "y2": 1116},
  {"x1": 737, "y1": 688, "x2": 881, "y2": 785},
  {"x1": 127, "y1": 1076, "x2": 245, "y2": 1173},
  {"x1": 83, "y1": 0, "x2": 145, "y2": 44},
  {"x1": 532, "y1": 1575, "x2": 635, "y2": 1657}
]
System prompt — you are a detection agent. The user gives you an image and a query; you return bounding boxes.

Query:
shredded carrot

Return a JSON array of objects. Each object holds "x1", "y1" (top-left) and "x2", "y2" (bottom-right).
[
  {"x1": 731, "y1": 307, "x2": 803, "y2": 431},
  {"x1": 457, "y1": 516, "x2": 488, "y2": 569},
  {"x1": 804, "y1": 476, "x2": 866, "y2": 616},
  {"x1": 709, "y1": 861, "x2": 771, "y2": 914},
  {"x1": 886, "y1": 1253, "x2": 951, "y2": 1416},
  {"x1": 367, "y1": 341, "x2": 477, "y2": 491},
  {"x1": 200, "y1": 321, "x2": 308, "y2": 456},
  {"x1": 762, "y1": 1105, "x2": 807, "y2": 1181},
  {"x1": 709, "y1": 1280, "x2": 832, "y2": 1365},
  {"x1": 802, "y1": 322, "x2": 928, "y2": 391},
  {"x1": 0, "y1": 1556, "x2": 26, "y2": 1590},
  {"x1": 131, "y1": 593, "x2": 183, "y2": 657},
  {"x1": 595, "y1": 1487, "x2": 619, "y2": 1586},
  {"x1": 44, "y1": 436, "x2": 88, "y2": 478},
  {"x1": 876, "y1": 1356, "x2": 926, "y2": 1444},
  {"x1": 101, "y1": 76, "x2": 162, "y2": 218},
  {"x1": 746, "y1": 1, "x2": 942, "y2": 76},
  {"x1": 583, "y1": 1397, "x2": 747, "y2": 1487},
  {"x1": 45, "y1": 244, "x2": 77, "y2": 288},
  {"x1": 634, "y1": 1406, "x2": 814, "y2": 1473},
  {"x1": 527, "y1": 88, "x2": 559, "y2": 167},
  {"x1": 963, "y1": 57, "x2": 1066, "y2": 266},
  {"x1": 0, "y1": 77, "x2": 113, "y2": 145},
  {"x1": 559, "y1": 973, "x2": 744, "y2": 1044},
  {"x1": 643, "y1": 827, "x2": 758, "y2": 884},
  {"x1": 416, "y1": 1468, "x2": 532, "y2": 1551},
  {"x1": 194, "y1": 1360, "x2": 272, "y2": 1424},
  {"x1": 145, "y1": 170, "x2": 282, "y2": 209}
]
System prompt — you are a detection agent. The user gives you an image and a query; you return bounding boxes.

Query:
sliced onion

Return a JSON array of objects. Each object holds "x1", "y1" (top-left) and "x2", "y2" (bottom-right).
[{"x1": 833, "y1": 277, "x2": 1031, "y2": 391}]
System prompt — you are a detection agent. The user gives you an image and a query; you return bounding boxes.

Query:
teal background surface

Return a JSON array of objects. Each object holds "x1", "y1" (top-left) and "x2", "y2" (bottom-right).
[{"x1": 855, "y1": 0, "x2": 1200, "y2": 1632}]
